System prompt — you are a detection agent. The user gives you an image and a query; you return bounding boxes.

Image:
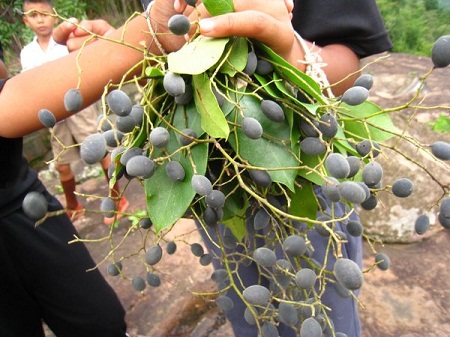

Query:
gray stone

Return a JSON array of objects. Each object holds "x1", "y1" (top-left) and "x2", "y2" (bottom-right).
[{"x1": 360, "y1": 53, "x2": 450, "y2": 243}]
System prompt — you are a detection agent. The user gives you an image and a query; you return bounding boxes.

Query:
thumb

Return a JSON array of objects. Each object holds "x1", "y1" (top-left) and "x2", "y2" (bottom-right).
[{"x1": 53, "y1": 18, "x2": 79, "y2": 45}]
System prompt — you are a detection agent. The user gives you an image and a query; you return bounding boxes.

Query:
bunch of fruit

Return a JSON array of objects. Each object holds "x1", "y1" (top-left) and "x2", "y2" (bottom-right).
[{"x1": 22, "y1": 2, "x2": 450, "y2": 336}]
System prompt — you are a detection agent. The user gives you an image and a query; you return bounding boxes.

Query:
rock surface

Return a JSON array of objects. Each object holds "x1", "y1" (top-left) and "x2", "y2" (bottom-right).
[{"x1": 360, "y1": 53, "x2": 450, "y2": 243}]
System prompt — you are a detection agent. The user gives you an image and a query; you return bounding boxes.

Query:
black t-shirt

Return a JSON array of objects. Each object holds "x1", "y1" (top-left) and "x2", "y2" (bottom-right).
[
  {"x1": 0, "y1": 79, "x2": 41, "y2": 214},
  {"x1": 141, "y1": 0, "x2": 392, "y2": 57},
  {"x1": 292, "y1": 0, "x2": 392, "y2": 58}
]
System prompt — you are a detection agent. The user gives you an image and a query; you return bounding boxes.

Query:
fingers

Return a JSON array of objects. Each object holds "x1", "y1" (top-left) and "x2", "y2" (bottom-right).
[
  {"x1": 174, "y1": 0, "x2": 202, "y2": 12},
  {"x1": 174, "y1": 0, "x2": 188, "y2": 12},
  {"x1": 285, "y1": 0, "x2": 294, "y2": 20},
  {"x1": 196, "y1": 1, "x2": 294, "y2": 56},
  {"x1": 152, "y1": 0, "x2": 195, "y2": 52},
  {"x1": 74, "y1": 19, "x2": 115, "y2": 37},
  {"x1": 53, "y1": 18, "x2": 79, "y2": 45},
  {"x1": 53, "y1": 19, "x2": 116, "y2": 52},
  {"x1": 199, "y1": 11, "x2": 290, "y2": 44},
  {"x1": 285, "y1": 0, "x2": 294, "y2": 13},
  {"x1": 197, "y1": 0, "x2": 292, "y2": 35}
]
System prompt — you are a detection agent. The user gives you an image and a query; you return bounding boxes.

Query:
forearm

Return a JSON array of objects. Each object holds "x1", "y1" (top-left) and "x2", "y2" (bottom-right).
[
  {"x1": 0, "y1": 15, "x2": 165, "y2": 138},
  {"x1": 319, "y1": 44, "x2": 361, "y2": 96}
]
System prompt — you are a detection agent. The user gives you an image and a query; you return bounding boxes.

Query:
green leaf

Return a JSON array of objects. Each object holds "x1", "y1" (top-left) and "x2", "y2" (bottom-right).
[
  {"x1": 145, "y1": 104, "x2": 209, "y2": 233},
  {"x1": 429, "y1": 114, "x2": 450, "y2": 133},
  {"x1": 297, "y1": 153, "x2": 324, "y2": 186},
  {"x1": 301, "y1": 103, "x2": 320, "y2": 116},
  {"x1": 222, "y1": 189, "x2": 248, "y2": 242},
  {"x1": 144, "y1": 66, "x2": 165, "y2": 78},
  {"x1": 254, "y1": 72, "x2": 320, "y2": 118},
  {"x1": 221, "y1": 88, "x2": 242, "y2": 118},
  {"x1": 193, "y1": 73, "x2": 230, "y2": 139},
  {"x1": 254, "y1": 42, "x2": 326, "y2": 104},
  {"x1": 219, "y1": 37, "x2": 248, "y2": 77},
  {"x1": 168, "y1": 36, "x2": 230, "y2": 75},
  {"x1": 222, "y1": 216, "x2": 246, "y2": 243},
  {"x1": 332, "y1": 124, "x2": 358, "y2": 156},
  {"x1": 253, "y1": 73, "x2": 284, "y2": 99},
  {"x1": 173, "y1": 99, "x2": 204, "y2": 138},
  {"x1": 341, "y1": 101, "x2": 398, "y2": 142},
  {"x1": 203, "y1": 0, "x2": 235, "y2": 16},
  {"x1": 273, "y1": 71, "x2": 297, "y2": 100},
  {"x1": 288, "y1": 181, "x2": 317, "y2": 221},
  {"x1": 228, "y1": 95, "x2": 299, "y2": 191}
]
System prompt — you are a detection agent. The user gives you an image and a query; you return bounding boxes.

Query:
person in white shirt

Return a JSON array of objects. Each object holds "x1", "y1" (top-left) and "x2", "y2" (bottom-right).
[
  {"x1": 20, "y1": 32, "x2": 68, "y2": 71},
  {"x1": 20, "y1": 0, "x2": 128, "y2": 225}
]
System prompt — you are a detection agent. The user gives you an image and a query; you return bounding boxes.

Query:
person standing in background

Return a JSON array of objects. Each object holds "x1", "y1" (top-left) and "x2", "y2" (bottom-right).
[{"x1": 20, "y1": 0, "x2": 128, "y2": 225}]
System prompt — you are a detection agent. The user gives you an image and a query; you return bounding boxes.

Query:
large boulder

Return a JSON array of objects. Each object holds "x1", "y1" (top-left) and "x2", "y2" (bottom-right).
[{"x1": 359, "y1": 53, "x2": 450, "y2": 242}]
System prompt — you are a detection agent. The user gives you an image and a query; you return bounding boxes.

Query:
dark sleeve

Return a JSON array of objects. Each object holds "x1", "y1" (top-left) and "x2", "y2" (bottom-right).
[
  {"x1": 0, "y1": 78, "x2": 24, "y2": 189},
  {"x1": 292, "y1": 0, "x2": 393, "y2": 58}
]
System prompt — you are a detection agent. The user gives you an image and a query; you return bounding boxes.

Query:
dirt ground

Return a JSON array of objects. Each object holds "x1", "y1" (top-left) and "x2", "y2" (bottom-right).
[{"x1": 40, "y1": 53, "x2": 450, "y2": 337}]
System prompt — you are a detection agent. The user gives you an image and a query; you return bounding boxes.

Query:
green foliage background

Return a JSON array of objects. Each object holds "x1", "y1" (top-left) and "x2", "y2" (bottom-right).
[
  {"x1": 376, "y1": 0, "x2": 450, "y2": 55},
  {"x1": 0, "y1": 0, "x2": 141, "y2": 70}
]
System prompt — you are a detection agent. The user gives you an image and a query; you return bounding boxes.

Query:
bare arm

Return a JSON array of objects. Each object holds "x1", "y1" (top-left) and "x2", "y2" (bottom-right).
[
  {"x1": 60, "y1": 0, "x2": 359, "y2": 95},
  {"x1": 306, "y1": 43, "x2": 360, "y2": 95},
  {"x1": 0, "y1": 0, "x2": 190, "y2": 138},
  {"x1": 0, "y1": 15, "x2": 156, "y2": 138},
  {"x1": 0, "y1": 0, "x2": 359, "y2": 138}
]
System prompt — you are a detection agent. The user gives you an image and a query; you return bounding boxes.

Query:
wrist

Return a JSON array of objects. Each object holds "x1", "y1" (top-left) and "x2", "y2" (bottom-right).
[
  {"x1": 294, "y1": 32, "x2": 332, "y2": 96},
  {"x1": 145, "y1": 1, "x2": 167, "y2": 55},
  {"x1": 145, "y1": 1, "x2": 186, "y2": 54},
  {"x1": 286, "y1": 33, "x2": 307, "y2": 73}
]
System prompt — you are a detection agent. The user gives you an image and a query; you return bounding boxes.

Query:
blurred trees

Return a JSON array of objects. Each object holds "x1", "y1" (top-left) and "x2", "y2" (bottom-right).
[
  {"x1": 376, "y1": 0, "x2": 450, "y2": 55},
  {"x1": 0, "y1": 0, "x2": 141, "y2": 68}
]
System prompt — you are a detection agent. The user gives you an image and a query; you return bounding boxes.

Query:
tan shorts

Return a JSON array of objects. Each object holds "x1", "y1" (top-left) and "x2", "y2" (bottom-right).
[{"x1": 51, "y1": 104, "x2": 101, "y2": 164}]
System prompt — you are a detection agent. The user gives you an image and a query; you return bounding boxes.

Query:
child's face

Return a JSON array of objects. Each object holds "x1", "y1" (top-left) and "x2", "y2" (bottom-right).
[{"x1": 22, "y1": 2, "x2": 58, "y2": 38}]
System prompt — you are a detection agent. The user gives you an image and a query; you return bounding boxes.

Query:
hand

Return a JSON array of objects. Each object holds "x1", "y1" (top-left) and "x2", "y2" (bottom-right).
[
  {"x1": 149, "y1": 0, "x2": 192, "y2": 52},
  {"x1": 53, "y1": 18, "x2": 116, "y2": 52},
  {"x1": 285, "y1": 0, "x2": 294, "y2": 20},
  {"x1": 173, "y1": 0, "x2": 293, "y2": 18},
  {"x1": 169, "y1": 1, "x2": 358, "y2": 95},
  {"x1": 173, "y1": 0, "x2": 296, "y2": 61},
  {"x1": 152, "y1": 0, "x2": 294, "y2": 55}
]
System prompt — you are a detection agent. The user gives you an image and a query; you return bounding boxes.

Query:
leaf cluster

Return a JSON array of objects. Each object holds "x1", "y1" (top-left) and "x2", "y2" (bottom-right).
[{"x1": 107, "y1": 34, "x2": 396, "y2": 238}]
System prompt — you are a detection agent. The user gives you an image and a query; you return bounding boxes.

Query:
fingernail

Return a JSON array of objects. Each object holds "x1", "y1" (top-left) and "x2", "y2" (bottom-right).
[
  {"x1": 287, "y1": 0, "x2": 294, "y2": 11},
  {"x1": 174, "y1": 0, "x2": 182, "y2": 12},
  {"x1": 199, "y1": 18, "x2": 214, "y2": 33}
]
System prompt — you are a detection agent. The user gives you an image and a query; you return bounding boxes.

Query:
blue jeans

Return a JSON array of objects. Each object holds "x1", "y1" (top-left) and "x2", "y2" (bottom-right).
[{"x1": 198, "y1": 188, "x2": 362, "y2": 337}]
